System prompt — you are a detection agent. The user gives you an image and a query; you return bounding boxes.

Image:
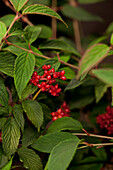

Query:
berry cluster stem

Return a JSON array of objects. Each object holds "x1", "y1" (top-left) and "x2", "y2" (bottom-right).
[{"x1": 33, "y1": 89, "x2": 42, "y2": 100}]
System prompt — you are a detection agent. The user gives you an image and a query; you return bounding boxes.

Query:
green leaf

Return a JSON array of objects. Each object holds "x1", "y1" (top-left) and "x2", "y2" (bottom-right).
[
  {"x1": 62, "y1": 5, "x2": 102, "y2": 22},
  {"x1": 0, "y1": 78, "x2": 8, "y2": 107},
  {"x1": 91, "y1": 147, "x2": 107, "y2": 161},
  {"x1": 24, "y1": 25, "x2": 41, "y2": 44},
  {"x1": 2, "y1": 157, "x2": 13, "y2": 170},
  {"x1": 65, "y1": 77, "x2": 85, "y2": 91},
  {"x1": 106, "y1": 22, "x2": 113, "y2": 33},
  {"x1": 0, "y1": 14, "x2": 15, "y2": 27},
  {"x1": 39, "y1": 39, "x2": 80, "y2": 57},
  {"x1": 78, "y1": 44, "x2": 110, "y2": 77},
  {"x1": 0, "y1": 21, "x2": 7, "y2": 43},
  {"x1": 13, "y1": 104, "x2": 25, "y2": 133},
  {"x1": 48, "y1": 139, "x2": 80, "y2": 170},
  {"x1": 2, "y1": 117, "x2": 20, "y2": 156},
  {"x1": 14, "y1": 52, "x2": 35, "y2": 98},
  {"x1": 0, "y1": 107, "x2": 8, "y2": 116},
  {"x1": 22, "y1": 126, "x2": 38, "y2": 147},
  {"x1": 59, "y1": 67, "x2": 75, "y2": 79},
  {"x1": 21, "y1": 84, "x2": 38, "y2": 100},
  {"x1": 10, "y1": 30, "x2": 27, "y2": 36},
  {"x1": 18, "y1": 147, "x2": 43, "y2": 170},
  {"x1": 72, "y1": 163, "x2": 103, "y2": 170},
  {"x1": 0, "y1": 118, "x2": 6, "y2": 130},
  {"x1": 9, "y1": 0, "x2": 29, "y2": 11},
  {"x1": 92, "y1": 69, "x2": 113, "y2": 86},
  {"x1": 22, "y1": 4, "x2": 67, "y2": 27},
  {"x1": 31, "y1": 132, "x2": 80, "y2": 153},
  {"x1": 78, "y1": 0, "x2": 105, "y2": 4},
  {"x1": 38, "y1": 25, "x2": 52, "y2": 39},
  {"x1": 95, "y1": 82, "x2": 108, "y2": 103},
  {"x1": 22, "y1": 100, "x2": 43, "y2": 129},
  {"x1": 0, "y1": 52, "x2": 15, "y2": 77},
  {"x1": 47, "y1": 117, "x2": 83, "y2": 133},
  {"x1": 110, "y1": 33, "x2": 113, "y2": 45},
  {"x1": 0, "y1": 144, "x2": 8, "y2": 169},
  {"x1": 54, "y1": 53, "x2": 71, "y2": 63}
]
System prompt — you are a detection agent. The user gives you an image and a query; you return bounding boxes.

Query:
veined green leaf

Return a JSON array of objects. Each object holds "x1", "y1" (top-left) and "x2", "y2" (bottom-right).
[
  {"x1": 9, "y1": 0, "x2": 29, "y2": 11},
  {"x1": 0, "y1": 21, "x2": 7, "y2": 43},
  {"x1": 39, "y1": 39, "x2": 80, "y2": 57},
  {"x1": 2, "y1": 117, "x2": 20, "y2": 156},
  {"x1": 47, "y1": 117, "x2": 83, "y2": 133},
  {"x1": 48, "y1": 139, "x2": 80, "y2": 170},
  {"x1": 0, "y1": 144, "x2": 8, "y2": 169},
  {"x1": 0, "y1": 52, "x2": 15, "y2": 77},
  {"x1": 13, "y1": 104, "x2": 25, "y2": 133},
  {"x1": 18, "y1": 147, "x2": 43, "y2": 170},
  {"x1": 92, "y1": 69, "x2": 113, "y2": 86},
  {"x1": 0, "y1": 78, "x2": 8, "y2": 107},
  {"x1": 14, "y1": 52, "x2": 35, "y2": 98},
  {"x1": 24, "y1": 25, "x2": 41, "y2": 44},
  {"x1": 0, "y1": 14, "x2": 15, "y2": 27},
  {"x1": 78, "y1": 44, "x2": 110, "y2": 78},
  {"x1": 22, "y1": 4, "x2": 67, "y2": 27},
  {"x1": 22, "y1": 100, "x2": 43, "y2": 129},
  {"x1": 31, "y1": 132, "x2": 80, "y2": 153}
]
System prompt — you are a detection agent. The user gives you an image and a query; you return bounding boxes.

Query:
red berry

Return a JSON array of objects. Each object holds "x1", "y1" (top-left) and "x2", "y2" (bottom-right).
[
  {"x1": 47, "y1": 65, "x2": 51, "y2": 69},
  {"x1": 56, "y1": 88, "x2": 61, "y2": 93},
  {"x1": 35, "y1": 79, "x2": 39, "y2": 83},
  {"x1": 41, "y1": 82, "x2": 46, "y2": 86},
  {"x1": 46, "y1": 84, "x2": 50, "y2": 89},
  {"x1": 51, "y1": 112, "x2": 56, "y2": 116},
  {"x1": 51, "y1": 68, "x2": 55, "y2": 73},
  {"x1": 44, "y1": 70, "x2": 49, "y2": 75},
  {"x1": 62, "y1": 101, "x2": 67, "y2": 108},
  {"x1": 60, "y1": 70, "x2": 65, "y2": 76},
  {"x1": 61, "y1": 76, "x2": 67, "y2": 81},
  {"x1": 34, "y1": 82, "x2": 37, "y2": 86},
  {"x1": 47, "y1": 75, "x2": 51, "y2": 80},
  {"x1": 33, "y1": 71, "x2": 37, "y2": 76},
  {"x1": 52, "y1": 92, "x2": 57, "y2": 96},
  {"x1": 38, "y1": 84, "x2": 42, "y2": 88},
  {"x1": 42, "y1": 65, "x2": 47, "y2": 70},
  {"x1": 41, "y1": 87, "x2": 46, "y2": 92},
  {"x1": 53, "y1": 73, "x2": 58, "y2": 79},
  {"x1": 57, "y1": 108, "x2": 62, "y2": 114},
  {"x1": 52, "y1": 116, "x2": 58, "y2": 121},
  {"x1": 58, "y1": 115, "x2": 62, "y2": 118},
  {"x1": 55, "y1": 84, "x2": 58, "y2": 89},
  {"x1": 36, "y1": 75, "x2": 40, "y2": 79}
]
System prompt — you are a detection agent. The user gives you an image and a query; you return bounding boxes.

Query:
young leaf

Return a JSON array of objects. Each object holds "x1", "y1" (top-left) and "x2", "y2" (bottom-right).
[
  {"x1": 78, "y1": 44, "x2": 110, "y2": 78},
  {"x1": 24, "y1": 26, "x2": 41, "y2": 44},
  {"x1": 0, "y1": 78, "x2": 9, "y2": 107},
  {"x1": 47, "y1": 117, "x2": 83, "y2": 133},
  {"x1": 95, "y1": 82, "x2": 108, "y2": 103},
  {"x1": 0, "y1": 21, "x2": 7, "y2": 43},
  {"x1": 31, "y1": 132, "x2": 80, "y2": 153},
  {"x1": 22, "y1": 126, "x2": 38, "y2": 147},
  {"x1": 0, "y1": 107, "x2": 8, "y2": 116},
  {"x1": 62, "y1": 5, "x2": 102, "y2": 22},
  {"x1": 14, "y1": 52, "x2": 35, "y2": 98},
  {"x1": 2, "y1": 117, "x2": 20, "y2": 156},
  {"x1": 2, "y1": 156, "x2": 13, "y2": 170},
  {"x1": 38, "y1": 25, "x2": 52, "y2": 39},
  {"x1": 9, "y1": 0, "x2": 29, "y2": 12},
  {"x1": 22, "y1": 100, "x2": 43, "y2": 129},
  {"x1": 18, "y1": 147, "x2": 43, "y2": 170},
  {"x1": 92, "y1": 69, "x2": 113, "y2": 86},
  {"x1": 13, "y1": 104, "x2": 25, "y2": 133},
  {"x1": 39, "y1": 39, "x2": 80, "y2": 57},
  {"x1": 47, "y1": 139, "x2": 80, "y2": 170},
  {"x1": 22, "y1": 4, "x2": 67, "y2": 27},
  {"x1": 10, "y1": 30, "x2": 27, "y2": 36}
]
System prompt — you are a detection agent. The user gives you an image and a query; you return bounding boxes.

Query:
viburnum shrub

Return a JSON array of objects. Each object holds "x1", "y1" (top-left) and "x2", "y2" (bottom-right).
[{"x1": 0, "y1": 0, "x2": 113, "y2": 169}]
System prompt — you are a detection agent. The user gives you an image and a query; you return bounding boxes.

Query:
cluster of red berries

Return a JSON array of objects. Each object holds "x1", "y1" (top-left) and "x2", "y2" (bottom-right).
[
  {"x1": 51, "y1": 101, "x2": 70, "y2": 121},
  {"x1": 96, "y1": 106, "x2": 113, "y2": 135},
  {"x1": 30, "y1": 65, "x2": 67, "y2": 96}
]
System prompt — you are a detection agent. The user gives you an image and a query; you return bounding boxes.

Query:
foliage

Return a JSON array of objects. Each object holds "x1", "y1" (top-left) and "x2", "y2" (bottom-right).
[{"x1": 0, "y1": 0, "x2": 113, "y2": 169}]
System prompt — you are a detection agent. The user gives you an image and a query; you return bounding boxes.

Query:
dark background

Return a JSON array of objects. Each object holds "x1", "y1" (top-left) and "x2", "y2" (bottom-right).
[{"x1": 0, "y1": 0, "x2": 113, "y2": 36}]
